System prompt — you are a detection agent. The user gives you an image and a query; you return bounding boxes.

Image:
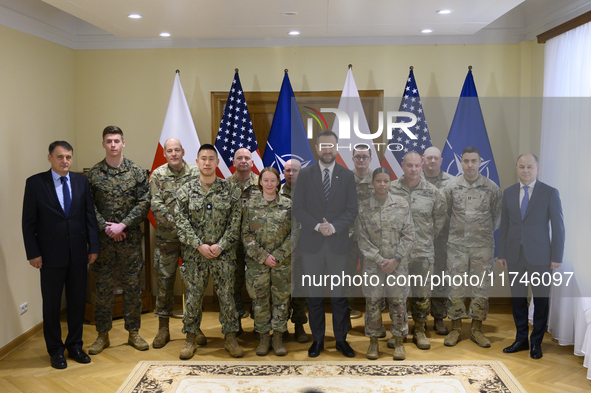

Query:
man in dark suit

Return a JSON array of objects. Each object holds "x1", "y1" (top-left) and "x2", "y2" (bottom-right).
[
  {"x1": 293, "y1": 130, "x2": 358, "y2": 358},
  {"x1": 22, "y1": 141, "x2": 100, "y2": 369},
  {"x1": 498, "y1": 153, "x2": 565, "y2": 359}
]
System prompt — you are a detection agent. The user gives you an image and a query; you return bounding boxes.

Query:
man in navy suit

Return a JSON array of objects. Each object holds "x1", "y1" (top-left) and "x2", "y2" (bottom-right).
[
  {"x1": 498, "y1": 153, "x2": 565, "y2": 359},
  {"x1": 293, "y1": 130, "x2": 358, "y2": 358},
  {"x1": 22, "y1": 141, "x2": 100, "y2": 369}
]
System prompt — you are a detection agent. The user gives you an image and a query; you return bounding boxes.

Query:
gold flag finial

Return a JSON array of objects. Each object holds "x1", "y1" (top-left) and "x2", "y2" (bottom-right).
[
  {"x1": 410, "y1": 66, "x2": 414, "y2": 70},
  {"x1": 348, "y1": 64, "x2": 353, "y2": 69},
  {"x1": 284, "y1": 69, "x2": 288, "y2": 73},
  {"x1": 235, "y1": 68, "x2": 239, "y2": 73},
  {"x1": 468, "y1": 65, "x2": 473, "y2": 70}
]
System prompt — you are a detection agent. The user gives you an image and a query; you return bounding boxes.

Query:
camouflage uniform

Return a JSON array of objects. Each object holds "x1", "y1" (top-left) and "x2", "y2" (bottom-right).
[
  {"x1": 357, "y1": 194, "x2": 415, "y2": 338},
  {"x1": 389, "y1": 177, "x2": 447, "y2": 323},
  {"x1": 227, "y1": 172, "x2": 261, "y2": 317},
  {"x1": 87, "y1": 158, "x2": 150, "y2": 333},
  {"x1": 175, "y1": 177, "x2": 241, "y2": 335},
  {"x1": 150, "y1": 161, "x2": 199, "y2": 318},
  {"x1": 242, "y1": 194, "x2": 292, "y2": 334},
  {"x1": 444, "y1": 175, "x2": 502, "y2": 321},
  {"x1": 422, "y1": 171, "x2": 454, "y2": 319}
]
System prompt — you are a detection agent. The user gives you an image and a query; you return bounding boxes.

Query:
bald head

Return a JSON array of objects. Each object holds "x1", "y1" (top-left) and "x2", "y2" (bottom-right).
[
  {"x1": 284, "y1": 159, "x2": 301, "y2": 187},
  {"x1": 423, "y1": 146, "x2": 443, "y2": 177},
  {"x1": 163, "y1": 138, "x2": 185, "y2": 171},
  {"x1": 164, "y1": 138, "x2": 183, "y2": 150},
  {"x1": 233, "y1": 147, "x2": 253, "y2": 177}
]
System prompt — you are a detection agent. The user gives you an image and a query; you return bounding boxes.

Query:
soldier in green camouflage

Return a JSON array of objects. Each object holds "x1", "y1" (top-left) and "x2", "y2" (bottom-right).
[
  {"x1": 358, "y1": 168, "x2": 415, "y2": 361},
  {"x1": 442, "y1": 146, "x2": 502, "y2": 348},
  {"x1": 389, "y1": 151, "x2": 447, "y2": 351},
  {"x1": 227, "y1": 148, "x2": 261, "y2": 325},
  {"x1": 242, "y1": 167, "x2": 292, "y2": 356},
  {"x1": 175, "y1": 144, "x2": 243, "y2": 359},
  {"x1": 422, "y1": 146, "x2": 454, "y2": 335},
  {"x1": 150, "y1": 138, "x2": 204, "y2": 349},
  {"x1": 87, "y1": 126, "x2": 150, "y2": 355}
]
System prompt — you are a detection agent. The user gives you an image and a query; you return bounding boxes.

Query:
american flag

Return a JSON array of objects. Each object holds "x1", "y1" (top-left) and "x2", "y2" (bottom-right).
[
  {"x1": 214, "y1": 71, "x2": 263, "y2": 178},
  {"x1": 380, "y1": 68, "x2": 432, "y2": 179}
]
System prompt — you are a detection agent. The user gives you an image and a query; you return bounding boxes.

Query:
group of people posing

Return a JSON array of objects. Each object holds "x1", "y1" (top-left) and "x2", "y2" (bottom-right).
[{"x1": 22, "y1": 126, "x2": 564, "y2": 370}]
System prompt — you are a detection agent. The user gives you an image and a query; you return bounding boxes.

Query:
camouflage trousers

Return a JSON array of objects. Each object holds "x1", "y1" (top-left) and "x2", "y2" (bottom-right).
[
  {"x1": 346, "y1": 241, "x2": 363, "y2": 310},
  {"x1": 180, "y1": 252, "x2": 239, "y2": 335},
  {"x1": 290, "y1": 255, "x2": 308, "y2": 324},
  {"x1": 446, "y1": 243, "x2": 495, "y2": 321},
  {"x1": 153, "y1": 239, "x2": 181, "y2": 319},
  {"x1": 91, "y1": 235, "x2": 143, "y2": 333},
  {"x1": 234, "y1": 243, "x2": 247, "y2": 317},
  {"x1": 430, "y1": 236, "x2": 448, "y2": 319},
  {"x1": 246, "y1": 261, "x2": 291, "y2": 334},
  {"x1": 408, "y1": 256, "x2": 433, "y2": 323}
]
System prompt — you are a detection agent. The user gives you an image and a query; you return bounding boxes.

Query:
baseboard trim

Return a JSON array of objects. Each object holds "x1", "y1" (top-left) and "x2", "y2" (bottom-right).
[{"x1": 0, "y1": 322, "x2": 43, "y2": 361}]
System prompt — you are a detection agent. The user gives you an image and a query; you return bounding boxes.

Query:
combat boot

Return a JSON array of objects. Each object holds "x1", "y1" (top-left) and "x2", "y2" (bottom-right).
[
  {"x1": 387, "y1": 335, "x2": 396, "y2": 349},
  {"x1": 470, "y1": 319, "x2": 491, "y2": 348},
  {"x1": 392, "y1": 337, "x2": 406, "y2": 360},
  {"x1": 366, "y1": 337, "x2": 379, "y2": 360},
  {"x1": 272, "y1": 333, "x2": 286, "y2": 356},
  {"x1": 434, "y1": 318, "x2": 449, "y2": 335},
  {"x1": 256, "y1": 333, "x2": 271, "y2": 356},
  {"x1": 128, "y1": 330, "x2": 149, "y2": 351},
  {"x1": 152, "y1": 317, "x2": 170, "y2": 349},
  {"x1": 444, "y1": 319, "x2": 462, "y2": 347},
  {"x1": 294, "y1": 323, "x2": 310, "y2": 343},
  {"x1": 195, "y1": 328, "x2": 207, "y2": 346},
  {"x1": 224, "y1": 333, "x2": 244, "y2": 358},
  {"x1": 412, "y1": 323, "x2": 430, "y2": 350},
  {"x1": 179, "y1": 333, "x2": 197, "y2": 359},
  {"x1": 88, "y1": 332, "x2": 110, "y2": 355}
]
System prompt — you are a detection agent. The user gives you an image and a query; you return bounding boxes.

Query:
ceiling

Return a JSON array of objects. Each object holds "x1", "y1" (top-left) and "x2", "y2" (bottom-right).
[{"x1": 1, "y1": 0, "x2": 591, "y2": 49}]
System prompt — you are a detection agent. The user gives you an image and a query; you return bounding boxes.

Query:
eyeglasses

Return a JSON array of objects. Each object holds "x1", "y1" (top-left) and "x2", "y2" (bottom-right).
[{"x1": 353, "y1": 155, "x2": 371, "y2": 161}]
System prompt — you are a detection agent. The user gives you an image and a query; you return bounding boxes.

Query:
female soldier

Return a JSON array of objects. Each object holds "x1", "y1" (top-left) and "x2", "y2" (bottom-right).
[
  {"x1": 357, "y1": 167, "x2": 414, "y2": 360},
  {"x1": 242, "y1": 167, "x2": 292, "y2": 356}
]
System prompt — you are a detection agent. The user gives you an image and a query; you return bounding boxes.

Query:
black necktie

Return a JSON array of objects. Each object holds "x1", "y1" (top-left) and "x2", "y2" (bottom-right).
[
  {"x1": 323, "y1": 168, "x2": 330, "y2": 201},
  {"x1": 60, "y1": 176, "x2": 71, "y2": 217}
]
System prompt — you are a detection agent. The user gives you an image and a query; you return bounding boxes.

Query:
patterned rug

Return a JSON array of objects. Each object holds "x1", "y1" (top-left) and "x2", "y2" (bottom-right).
[{"x1": 117, "y1": 360, "x2": 527, "y2": 393}]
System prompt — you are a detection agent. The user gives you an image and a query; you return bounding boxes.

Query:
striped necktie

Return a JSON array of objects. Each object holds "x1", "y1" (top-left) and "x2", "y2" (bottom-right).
[
  {"x1": 520, "y1": 185, "x2": 529, "y2": 220},
  {"x1": 323, "y1": 168, "x2": 330, "y2": 201}
]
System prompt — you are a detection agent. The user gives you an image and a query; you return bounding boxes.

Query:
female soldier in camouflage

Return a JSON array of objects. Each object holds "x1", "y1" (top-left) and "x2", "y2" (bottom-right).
[
  {"x1": 358, "y1": 168, "x2": 414, "y2": 360},
  {"x1": 241, "y1": 167, "x2": 292, "y2": 356}
]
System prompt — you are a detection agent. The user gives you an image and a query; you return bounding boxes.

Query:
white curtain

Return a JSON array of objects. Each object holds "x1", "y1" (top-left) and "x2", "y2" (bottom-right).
[{"x1": 541, "y1": 21, "x2": 591, "y2": 379}]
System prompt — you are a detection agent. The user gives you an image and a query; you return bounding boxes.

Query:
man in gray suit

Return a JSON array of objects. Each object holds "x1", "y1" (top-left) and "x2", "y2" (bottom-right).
[{"x1": 498, "y1": 153, "x2": 565, "y2": 359}]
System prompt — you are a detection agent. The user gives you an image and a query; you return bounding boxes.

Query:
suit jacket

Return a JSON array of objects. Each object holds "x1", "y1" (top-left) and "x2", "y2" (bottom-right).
[
  {"x1": 498, "y1": 180, "x2": 565, "y2": 266},
  {"x1": 293, "y1": 162, "x2": 358, "y2": 255},
  {"x1": 22, "y1": 170, "x2": 100, "y2": 268}
]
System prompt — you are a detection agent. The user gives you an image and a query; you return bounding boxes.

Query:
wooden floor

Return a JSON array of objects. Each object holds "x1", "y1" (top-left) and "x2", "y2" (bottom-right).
[{"x1": 1, "y1": 304, "x2": 590, "y2": 392}]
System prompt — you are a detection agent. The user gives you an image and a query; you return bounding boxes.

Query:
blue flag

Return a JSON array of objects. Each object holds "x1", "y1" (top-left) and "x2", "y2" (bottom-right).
[{"x1": 263, "y1": 72, "x2": 315, "y2": 182}]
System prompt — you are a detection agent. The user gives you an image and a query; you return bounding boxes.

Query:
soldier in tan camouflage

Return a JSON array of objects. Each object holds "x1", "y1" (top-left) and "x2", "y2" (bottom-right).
[
  {"x1": 443, "y1": 146, "x2": 502, "y2": 348},
  {"x1": 389, "y1": 151, "x2": 447, "y2": 351},
  {"x1": 150, "y1": 138, "x2": 204, "y2": 349},
  {"x1": 242, "y1": 167, "x2": 292, "y2": 356},
  {"x1": 358, "y1": 168, "x2": 415, "y2": 360},
  {"x1": 87, "y1": 126, "x2": 150, "y2": 355},
  {"x1": 422, "y1": 146, "x2": 454, "y2": 335},
  {"x1": 175, "y1": 144, "x2": 243, "y2": 359}
]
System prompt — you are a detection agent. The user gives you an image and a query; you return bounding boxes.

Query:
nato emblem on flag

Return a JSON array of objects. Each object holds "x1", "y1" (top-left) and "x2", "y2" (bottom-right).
[{"x1": 262, "y1": 72, "x2": 315, "y2": 182}]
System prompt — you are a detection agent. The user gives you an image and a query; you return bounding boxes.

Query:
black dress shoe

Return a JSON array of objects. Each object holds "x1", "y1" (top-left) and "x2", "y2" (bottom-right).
[
  {"x1": 308, "y1": 341, "x2": 324, "y2": 358},
  {"x1": 530, "y1": 345, "x2": 543, "y2": 359},
  {"x1": 68, "y1": 349, "x2": 91, "y2": 364},
  {"x1": 335, "y1": 340, "x2": 355, "y2": 358},
  {"x1": 50, "y1": 354, "x2": 67, "y2": 369},
  {"x1": 503, "y1": 341, "x2": 529, "y2": 353}
]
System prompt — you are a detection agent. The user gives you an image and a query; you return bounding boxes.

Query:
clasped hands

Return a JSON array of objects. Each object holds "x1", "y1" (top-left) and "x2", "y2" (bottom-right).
[
  {"x1": 379, "y1": 258, "x2": 399, "y2": 274},
  {"x1": 105, "y1": 222, "x2": 127, "y2": 241},
  {"x1": 198, "y1": 244, "x2": 223, "y2": 259},
  {"x1": 318, "y1": 218, "x2": 334, "y2": 237}
]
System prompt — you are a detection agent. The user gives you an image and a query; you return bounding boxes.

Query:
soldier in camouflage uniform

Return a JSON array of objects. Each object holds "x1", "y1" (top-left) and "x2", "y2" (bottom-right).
[
  {"x1": 150, "y1": 138, "x2": 203, "y2": 349},
  {"x1": 87, "y1": 126, "x2": 150, "y2": 355},
  {"x1": 242, "y1": 168, "x2": 292, "y2": 356},
  {"x1": 443, "y1": 146, "x2": 502, "y2": 348},
  {"x1": 227, "y1": 148, "x2": 261, "y2": 326},
  {"x1": 175, "y1": 144, "x2": 243, "y2": 359},
  {"x1": 358, "y1": 168, "x2": 414, "y2": 360},
  {"x1": 422, "y1": 146, "x2": 454, "y2": 335},
  {"x1": 389, "y1": 151, "x2": 447, "y2": 350}
]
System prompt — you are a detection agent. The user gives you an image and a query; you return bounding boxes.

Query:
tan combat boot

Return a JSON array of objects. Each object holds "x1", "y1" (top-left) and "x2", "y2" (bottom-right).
[
  {"x1": 470, "y1": 319, "x2": 491, "y2": 348},
  {"x1": 366, "y1": 337, "x2": 379, "y2": 360},
  {"x1": 152, "y1": 317, "x2": 170, "y2": 349},
  {"x1": 179, "y1": 333, "x2": 197, "y2": 360},
  {"x1": 256, "y1": 333, "x2": 271, "y2": 356},
  {"x1": 88, "y1": 332, "x2": 110, "y2": 355},
  {"x1": 224, "y1": 333, "x2": 244, "y2": 358},
  {"x1": 195, "y1": 328, "x2": 207, "y2": 346},
  {"x1": 294, "y1": 323, "x2": 310, "y2": 343},
  {"x1": 387, "y1": 335, "x2": 396, "y2": 349},
  {"x1": 413, "y1": 323, "x2": 431, "y2": 350},
  {"x1": 128, "y1": 330, "x2": 149, "y2": 351},
  {"x1": 444, "y1": 319, "x2": 462, "y2": 347},
  {"x1": 392, "y1": 337, "x2": 406, "y2": 360},
  {"x1": 434, "y1": 318, "x2": 449, "y2": 335},
  {"x1": 272, "y1": 333, "x2": 286, "y2": 356}
]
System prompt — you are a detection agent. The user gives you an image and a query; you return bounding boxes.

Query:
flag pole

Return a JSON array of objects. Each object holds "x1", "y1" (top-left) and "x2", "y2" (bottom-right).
[
  {"x1": 348, "y1": 64, "x2": 352, "y2": 69},
  {"x1": 469, "y1": 65, "x2": 472, "y2": 70},
  {"x1": 176, "y1": 69, "x2": 180, "y2": 74},
  {"x1": 235, "y1": 68, "x2": 239, "y2": 72},
  {"x1": 410, "y1": 65, "x2": 414, "y2": 70},
  {"x1": 285, "y1": 69, "x2": 288, "y2": 73}
]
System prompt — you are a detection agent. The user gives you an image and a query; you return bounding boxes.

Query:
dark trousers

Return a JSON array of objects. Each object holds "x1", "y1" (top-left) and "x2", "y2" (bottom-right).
[
  {"x1": 509, "y1": 246, "x2": 551, "y2": 346},
  {"x1": 40, "y1": 256, "x2": 87, "y2": 356}
]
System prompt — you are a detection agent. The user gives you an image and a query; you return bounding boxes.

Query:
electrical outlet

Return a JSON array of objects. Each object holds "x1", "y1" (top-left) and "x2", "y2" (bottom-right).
[{"x1": 19, "y1": 302, "x2": 28, "y2": 315}]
